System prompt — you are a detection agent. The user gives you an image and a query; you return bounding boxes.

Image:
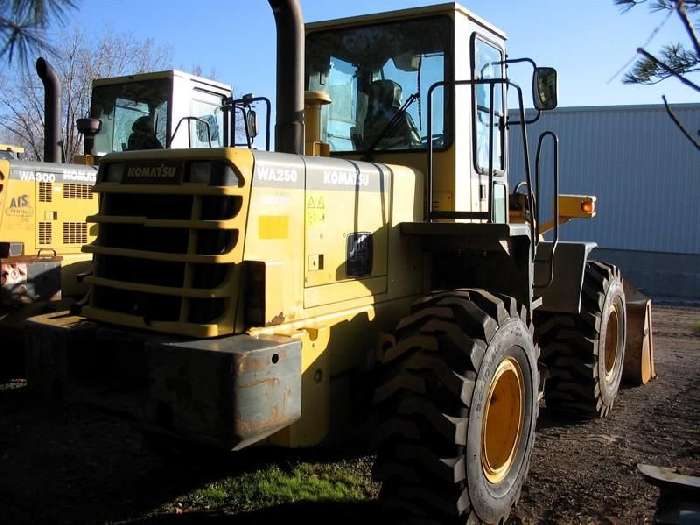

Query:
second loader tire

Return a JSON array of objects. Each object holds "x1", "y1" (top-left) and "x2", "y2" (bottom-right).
[
  {"x1": 373, "y1": 289, "x2": 539, "y2": 524},
  {"x1": 536, "y1": 261, "x2": 626, "y2": 418}
]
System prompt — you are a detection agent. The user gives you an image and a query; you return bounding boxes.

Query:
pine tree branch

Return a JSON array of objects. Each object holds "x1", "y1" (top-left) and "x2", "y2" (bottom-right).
[
  {"x1": 662, "y1": 95, "x2": 700, "y2": 149},
  {"x1": 637, "y1": 47, "x2": 700, "y2": 90}
]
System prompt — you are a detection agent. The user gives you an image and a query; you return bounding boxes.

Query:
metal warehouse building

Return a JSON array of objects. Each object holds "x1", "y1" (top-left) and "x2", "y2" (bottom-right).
[{"x1": 509, "y1": 103, "x2": 700, "y2": 300}]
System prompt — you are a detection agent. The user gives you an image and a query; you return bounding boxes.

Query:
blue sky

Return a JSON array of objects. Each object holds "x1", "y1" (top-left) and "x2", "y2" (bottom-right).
[{"x1": 72, "y1": 0, "x2": 697, "y2": 107}]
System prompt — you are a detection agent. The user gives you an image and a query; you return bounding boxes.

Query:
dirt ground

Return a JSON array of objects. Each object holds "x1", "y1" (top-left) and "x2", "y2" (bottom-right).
[{"x1": 0, "y1": 305, "x2": 698, "y2": 524}]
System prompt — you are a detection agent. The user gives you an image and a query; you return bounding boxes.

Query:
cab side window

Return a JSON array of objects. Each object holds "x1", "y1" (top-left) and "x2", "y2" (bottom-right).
[{"x1": 472, "y1": 37, "x2": 505, "y2": 173}]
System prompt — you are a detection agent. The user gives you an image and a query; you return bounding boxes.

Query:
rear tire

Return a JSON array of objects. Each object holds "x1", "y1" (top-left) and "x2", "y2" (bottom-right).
[
  {"x1": 536, "y1": 261, "x2": 626, "y2": 418},
  {"x1": 373, "y1": 289, "x2": 539, "y2": 524}
]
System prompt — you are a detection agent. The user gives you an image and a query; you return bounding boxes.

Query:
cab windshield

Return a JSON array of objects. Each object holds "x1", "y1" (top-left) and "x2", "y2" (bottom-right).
[
  {"x1": 91, "y1": 80, "x2": 170, "y2": 155},
  {"x1": 306, "y1": 16, "x2": 450, "y2": 153}
]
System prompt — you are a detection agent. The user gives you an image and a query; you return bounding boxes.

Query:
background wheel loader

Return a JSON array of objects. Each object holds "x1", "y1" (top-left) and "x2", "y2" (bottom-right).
[
  {"x1": 25, "y1": 1, "x2": 655, "y2": 523},
  {"x1": 1, "y1": 62, "x2": 233, "y2": 378}
]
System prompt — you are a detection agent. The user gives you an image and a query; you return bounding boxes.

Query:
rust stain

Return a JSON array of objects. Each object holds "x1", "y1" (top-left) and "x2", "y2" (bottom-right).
[
  {"x1": 237, "y1": 350, "x2": 287, "y2": 373},
  {"x1": 235, "y1": 404, "x2": 286, "y2": 435},
  {"x1": 239, "y1": 377, "x2": 280, "y2": 389}
]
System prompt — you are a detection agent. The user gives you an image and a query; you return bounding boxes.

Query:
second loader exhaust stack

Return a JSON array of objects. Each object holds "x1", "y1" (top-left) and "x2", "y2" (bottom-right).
[
  {"x1": 268, "y1": 0, "x2": 305, "y2": 155},
  {"x1": 36, "y1": 57, "x2": 62, "y2": 163}
]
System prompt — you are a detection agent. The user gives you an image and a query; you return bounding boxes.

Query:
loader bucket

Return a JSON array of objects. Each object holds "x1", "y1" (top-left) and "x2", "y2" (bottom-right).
[{"x1": 622, "y1": 280, "x2": 656, "y2": 385}]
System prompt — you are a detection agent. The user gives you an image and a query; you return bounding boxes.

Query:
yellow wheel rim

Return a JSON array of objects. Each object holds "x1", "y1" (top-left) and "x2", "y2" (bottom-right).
[
  {"x1": 481, "y1": 356, "x2": 524, "y2": 484},
  {"x1": 604, "y1": 305, "x2": 620, "y2": 379}
]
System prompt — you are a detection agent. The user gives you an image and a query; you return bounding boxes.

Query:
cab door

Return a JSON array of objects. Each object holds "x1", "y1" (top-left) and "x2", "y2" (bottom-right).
[{"x1": 471, "y1": 33, "x2": 508, "y2": 223}]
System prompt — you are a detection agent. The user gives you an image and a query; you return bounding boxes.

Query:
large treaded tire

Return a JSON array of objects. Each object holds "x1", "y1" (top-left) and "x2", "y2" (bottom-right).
[
  {"x1": 535, "y1": 261, "x2": 626, "y2": 418},
  {"x1": 373, "y1": 289, "x2": 539, "y2": 524}
]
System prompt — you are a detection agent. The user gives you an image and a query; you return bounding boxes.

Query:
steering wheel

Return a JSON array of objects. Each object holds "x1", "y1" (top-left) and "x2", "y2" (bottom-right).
[
  {"x1": 510, "y1": 181, "x2": 532, "y2": 217},
  {"x1": 513, "y1": 181, "x2": 529, "y2": 196}
]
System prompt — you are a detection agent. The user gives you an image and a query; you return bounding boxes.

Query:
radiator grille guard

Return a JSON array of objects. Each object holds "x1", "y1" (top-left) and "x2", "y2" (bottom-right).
[{"x1": 81, "y1": 149, "x2": 253, "y2": 338}]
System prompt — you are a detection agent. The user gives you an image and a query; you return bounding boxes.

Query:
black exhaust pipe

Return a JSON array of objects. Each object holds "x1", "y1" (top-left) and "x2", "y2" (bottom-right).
[
  {"x1": 36, "y1": 57, "x2": 62, "y2": 163},
  {"x1": 268, "y1": 0, "x2": 304, "y2": 155}
]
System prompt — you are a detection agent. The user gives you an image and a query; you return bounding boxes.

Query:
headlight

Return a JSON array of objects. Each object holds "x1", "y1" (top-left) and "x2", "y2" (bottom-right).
[
  {"x1": 187, "y1": 161, "x2": 239, "y2": 186},
  {"x1": 102, "y1": 163, "x2": 125, "y2": 183}
]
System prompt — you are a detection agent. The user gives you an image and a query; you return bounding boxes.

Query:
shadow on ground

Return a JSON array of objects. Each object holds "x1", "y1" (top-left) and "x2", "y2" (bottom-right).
[
  {"x1": 123, "y1": 501, "x2": 380, "y2": 524},
  {"x1": 0, "y1": 383, "x2": 376, "y2": 525}
]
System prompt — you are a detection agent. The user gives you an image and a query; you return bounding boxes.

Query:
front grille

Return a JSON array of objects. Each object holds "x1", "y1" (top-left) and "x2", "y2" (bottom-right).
[
  {"x1": 191, "y1": 263, "x2": 229, "y2": 289},
  {"x1": 39, "y1": 222, "x2": 52, "y2": 244},
  {"x1": 39, "y1": 182, "x2": 52, "y2": 202},
  {"x1": 93, "y1": 285, "x2": 181, "y2": 322},
  {"x1": 86, "y1": 157, "x2": 249, "y2": 336},
  {"x1": 99, "y1": 223, "x2": 190, "y2": 254},
  {"x1": 201, "y1": 196, "x2": 243, "y2": 220},
  {"x1": 63, "y1": 222, "x2": 88, "y2": 244},
  {"x1": 63, "y1": 183, "x2": 93, "y2": 199},
  {"x1": 102, "y1": 193, "x2": 193, "y2": 220},
  {"x1": 96, "y1": 255, "x2": 185, "y2": 288}
]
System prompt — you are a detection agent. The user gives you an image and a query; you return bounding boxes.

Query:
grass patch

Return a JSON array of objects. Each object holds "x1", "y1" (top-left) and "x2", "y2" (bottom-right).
[
  {"x1": 693, "y1": 320, "x2": 700, "y2": 335},
  {"x1": 174, "y1": 457, "x2": 377, "y2": 513}
]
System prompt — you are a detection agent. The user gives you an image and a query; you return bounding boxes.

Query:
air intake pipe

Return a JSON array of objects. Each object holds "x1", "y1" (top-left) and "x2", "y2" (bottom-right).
[
  {"x1": 36, "y1": 57, "x2": 62, "y2": 163},
  {"x1": 268, "y1": 0, "x2": 305, "y2": 155}
]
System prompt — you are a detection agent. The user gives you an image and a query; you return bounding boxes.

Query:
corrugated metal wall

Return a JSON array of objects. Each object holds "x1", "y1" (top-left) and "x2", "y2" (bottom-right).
[{"x1": 508, "y1": 104, "x2": 700, "y2": 255}]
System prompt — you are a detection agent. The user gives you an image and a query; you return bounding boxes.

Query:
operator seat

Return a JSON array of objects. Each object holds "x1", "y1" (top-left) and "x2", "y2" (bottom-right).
[
  {"x1": 126, "y1": 116, "x2": 163, "y2": 151},
  {"x1": 363, "y1": 79, "x2": 420, "y2": 150}
]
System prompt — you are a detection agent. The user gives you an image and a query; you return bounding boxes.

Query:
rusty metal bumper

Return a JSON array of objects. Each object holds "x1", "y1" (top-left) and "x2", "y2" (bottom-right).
[{"x1": 25, "y1": 311, "x2": 301, "y2": 450}]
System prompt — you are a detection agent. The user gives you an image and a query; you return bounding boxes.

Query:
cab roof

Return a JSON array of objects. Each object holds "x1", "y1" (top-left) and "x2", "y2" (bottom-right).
[
  {"x1": 92, "y1": 70, "x2": 231, "y2": 93},
  {"x1": 305, "y1": 2, "x2": 507, "y2": 41}
]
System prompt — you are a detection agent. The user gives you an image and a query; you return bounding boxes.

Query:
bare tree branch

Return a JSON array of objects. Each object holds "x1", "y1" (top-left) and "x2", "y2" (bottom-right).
[
  {"x1": 662, "y1": 95, "x2": 700, "y2": 148},
  {"x1": 677, "y1": 0, "x2": 700, "y2": 56},
  {"x1": 0, "y1": 27, "x2": 172, "y2": 160}
]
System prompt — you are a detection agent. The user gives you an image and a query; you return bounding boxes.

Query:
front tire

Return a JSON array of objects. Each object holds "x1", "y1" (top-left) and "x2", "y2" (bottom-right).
[
  {"x1": 536, "y1": 261, "x2": 626, "y2": 418},
  {"x1": 373, "y1": 289, "x2": 539, "y2": 524}
]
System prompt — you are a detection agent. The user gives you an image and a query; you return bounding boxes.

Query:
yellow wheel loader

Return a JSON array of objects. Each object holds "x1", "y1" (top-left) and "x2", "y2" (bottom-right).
[
  {"x1": 25, "y1": 2, "x2": 654, "y2": 523},
  {"x1": 1, "y1": 61, "x2": 233, "y2": 378}
]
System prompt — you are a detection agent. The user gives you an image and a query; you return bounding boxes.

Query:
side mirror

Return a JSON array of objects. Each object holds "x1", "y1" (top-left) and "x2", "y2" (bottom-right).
[
  {"x1": 533, "y1": 67, "x2": 558, "y2": 111},
  {"x1": 76, "y1": 118, "x2": 102, "y2": 136},
  {"x1": 245, "y1": 109, "x2": 258, "y2": 139},
  {"x1": 76, "y1": 118, "x2": 102, "y2": 156}
]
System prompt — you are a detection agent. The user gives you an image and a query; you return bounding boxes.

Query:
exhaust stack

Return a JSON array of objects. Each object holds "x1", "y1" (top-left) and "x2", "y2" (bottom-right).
[
  {"x1": 36, "y1": 57, "x2": 62, "y2": 163},
  {"x1": 268, "y1": 0, "x2": 305, "y2": 155}
]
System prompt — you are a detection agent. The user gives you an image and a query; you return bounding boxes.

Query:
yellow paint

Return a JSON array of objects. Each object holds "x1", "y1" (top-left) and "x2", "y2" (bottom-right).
[
  {"x1": 71, "y1": 155, "x2": 96, "y2": 166},
  {"x1": 0, "y1": 160, "x2": 97, "y2": 295},
  {"x1": 481, "y1": 357, "x2": 524, "y2": 484},
  {"x1": 81, "y1": 148, "x2": 254, "y2": 338},
  {"x1": 259, "y1": 215, "x2": 289, "y2": 239},
  {"x1": 305, "y1": 194, "x2": 326, "y2": 226},
  {"x1": 304, "y1": 91, "x2": 331, "y2": 157},
  {"x1": 539, "y1": 194, "x2": 597, "y2": 234},
  {"x1": 269, "y1": 327, "x2": 330, "y2": 447}
]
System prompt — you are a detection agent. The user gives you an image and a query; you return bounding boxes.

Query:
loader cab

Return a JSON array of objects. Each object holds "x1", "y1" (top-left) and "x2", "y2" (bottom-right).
[
  {"x1": 305, "y1": 3, "x2": 549, "y2": 224},
  {"x1": 88, "y1": 70, "x2": 231, "y2": 157},
  {"x1": 0, "y1": 145, "x2": 24, "y2": 161}
]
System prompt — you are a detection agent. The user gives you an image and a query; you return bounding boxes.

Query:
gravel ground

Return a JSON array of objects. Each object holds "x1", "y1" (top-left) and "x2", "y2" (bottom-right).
[
  {"x1": 512, "y1": 305, "x2": 700, "y2": 523},
  {"x1": 0, "y1": 305, "x2": 697, "y2": 524}
]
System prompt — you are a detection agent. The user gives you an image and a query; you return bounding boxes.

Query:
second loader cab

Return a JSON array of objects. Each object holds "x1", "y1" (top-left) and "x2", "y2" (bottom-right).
[{"x1": 81, "y1": 70, "x2": 232, "y2": 159}]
